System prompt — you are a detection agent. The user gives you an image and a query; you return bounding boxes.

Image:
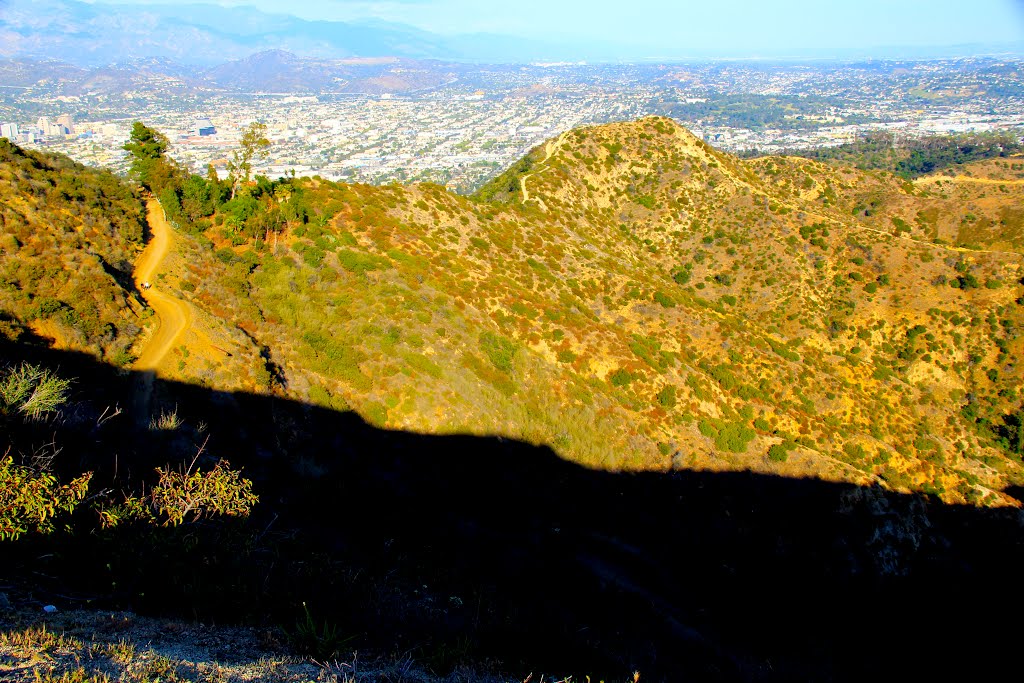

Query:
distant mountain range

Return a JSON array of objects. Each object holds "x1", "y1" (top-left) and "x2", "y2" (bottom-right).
[
  {"x1": 0, "y1": 50, "x2": 467, "y2": 96},
  {"x1": 2, "y1": 0, "x2": 1022, "y2": 66},
  {"x1": 0, "y1": 0, "x2": 585, "y2": 66}
]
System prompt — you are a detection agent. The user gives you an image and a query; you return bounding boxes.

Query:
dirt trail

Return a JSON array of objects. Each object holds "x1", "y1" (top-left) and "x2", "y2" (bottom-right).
[
  {"x1": 520, "y1": 131, "x2": 570, "y2": 210},
  {"x1": 133, "y1": 200, "x2": 193, "y2": 413},
  {"x1": 914, "y1": 175, "x2": 1024, "y2": 187}
]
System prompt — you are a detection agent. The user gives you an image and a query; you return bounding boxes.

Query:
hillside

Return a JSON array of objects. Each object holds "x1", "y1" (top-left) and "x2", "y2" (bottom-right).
[
  {"x1": 5, "y1": 118, "x2": 1021, "y2": 501},
  {"x1": 0, "y1": 139, "x2": 147, "y2": 362},
  {"x1": 111, "y1": 117, "x2": 1022, "y2": 505},
  {"x1": 3, "y1": 118, "x2": 1024, "y2": 679}
]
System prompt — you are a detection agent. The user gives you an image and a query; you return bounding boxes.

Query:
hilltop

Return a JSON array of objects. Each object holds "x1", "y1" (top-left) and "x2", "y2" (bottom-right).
[{"x1": 0, "y1": 138, "x2": 147, "y2": 360}]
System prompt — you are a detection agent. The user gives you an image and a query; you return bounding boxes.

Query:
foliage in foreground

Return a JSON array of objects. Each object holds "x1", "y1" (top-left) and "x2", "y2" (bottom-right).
[{"x1": 0, "y1": 362, "x2": 258, "y2": 541}]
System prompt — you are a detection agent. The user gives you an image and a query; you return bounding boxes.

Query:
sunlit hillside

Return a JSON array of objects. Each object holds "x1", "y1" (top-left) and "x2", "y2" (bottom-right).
[{"x1": 6, "y1": 117, "x2": 1020, "y2": 504}]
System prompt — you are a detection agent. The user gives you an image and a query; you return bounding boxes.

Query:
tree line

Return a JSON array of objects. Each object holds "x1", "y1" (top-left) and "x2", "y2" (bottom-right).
[
  {"x1": 742, "y1": 129, "x2": 1024, "y2": 178},
  {"x1": 124, "y1": 121, "x2": 316, "y2": 242}
]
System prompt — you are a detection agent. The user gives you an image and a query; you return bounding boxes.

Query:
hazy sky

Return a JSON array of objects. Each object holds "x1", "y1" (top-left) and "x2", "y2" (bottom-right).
[{"x1": 90, "y1": 0, "x2": 1024, "y2": 54}]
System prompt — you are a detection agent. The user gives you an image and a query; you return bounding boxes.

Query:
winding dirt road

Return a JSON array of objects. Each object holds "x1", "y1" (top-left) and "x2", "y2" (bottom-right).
[
  {"x1": 133, "y1": 199, "x2": 193, "y2": 414},
  {"x1": 135, "y1": 199, "x2": 192, "y2": 370}
]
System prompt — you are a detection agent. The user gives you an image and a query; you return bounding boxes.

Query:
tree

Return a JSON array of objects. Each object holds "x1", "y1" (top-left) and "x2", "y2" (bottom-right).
[
  {"x1": 123, "y1": 122, "x2": 177, "y2": 193},
  {"x1": 181, "y1": 174, "x2": 213, "y2": 222},
  {"x1": 228, "y1": 122, "x2": 271, "y2": 199},
  {"x1": 124, "y1": 121, "x2": 168, "y2": 163}
]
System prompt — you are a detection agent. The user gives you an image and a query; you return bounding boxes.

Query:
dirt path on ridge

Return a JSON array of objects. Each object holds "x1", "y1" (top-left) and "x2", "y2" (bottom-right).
[
  {"x1": 132, "y1": 199, "x2": 193, "y2": 415},
  {"x1": 914, "y1": 175, "x2": 1024, "y2": 187},
  {"x1": 520, "y1": 131, "x2": 571, "y2": 210}
]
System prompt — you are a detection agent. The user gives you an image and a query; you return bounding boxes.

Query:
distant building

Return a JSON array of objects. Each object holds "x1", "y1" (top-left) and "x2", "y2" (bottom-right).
[
  {"x1": 195, "y1": 118, "x2": 216, "y2": 136},
  {"x1": 56, "y1": 114, "x2": 75, "y2": 135},
  {"x1": 36, "y1": 116, "x2": 67, "y2": 137},
  {"x1": 0, "y1": 123, "x2": 19, "y2": 140}
]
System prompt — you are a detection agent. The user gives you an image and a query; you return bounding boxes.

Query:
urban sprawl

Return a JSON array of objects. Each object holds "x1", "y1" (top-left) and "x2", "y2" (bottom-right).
[{"x1": 4, "y1": 58, "x2": 1023, "y2": 193}]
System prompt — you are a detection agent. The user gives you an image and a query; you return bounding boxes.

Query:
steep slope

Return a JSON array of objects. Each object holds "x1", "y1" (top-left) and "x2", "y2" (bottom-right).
[
  {"x1": 0, "y1": 139, "x2": 147, "y2": 362},
  {"x1": 154, "y1": 117, "x2": 1024, "y2": 504}
]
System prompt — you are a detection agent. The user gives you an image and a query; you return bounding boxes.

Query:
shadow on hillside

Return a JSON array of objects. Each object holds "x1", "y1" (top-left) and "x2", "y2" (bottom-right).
[{"x1": 3, "y1": 338, "x2": 1024, "y2": 682}]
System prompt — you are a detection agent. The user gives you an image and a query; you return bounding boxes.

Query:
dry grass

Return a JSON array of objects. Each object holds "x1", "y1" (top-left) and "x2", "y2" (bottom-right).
[{"x1": 0, "y1": 604, "x2": 582, "y2": 683}]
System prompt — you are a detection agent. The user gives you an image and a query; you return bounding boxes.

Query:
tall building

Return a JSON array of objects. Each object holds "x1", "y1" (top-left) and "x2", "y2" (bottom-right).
[
  {"x1": 56, "y1": 114, "x2": 75, "y2": 135},
  {"x1": 35, "y1": 116, "x2": 66, "y2": 137},
  {"x1": 0, "y1": 123, "x2": 19, "y2": 140}
]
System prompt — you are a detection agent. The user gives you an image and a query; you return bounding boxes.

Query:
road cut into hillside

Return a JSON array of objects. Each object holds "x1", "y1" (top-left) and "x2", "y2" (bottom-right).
[{"x1": 133, "y1": 199, "x2": 194, "y2": 413}]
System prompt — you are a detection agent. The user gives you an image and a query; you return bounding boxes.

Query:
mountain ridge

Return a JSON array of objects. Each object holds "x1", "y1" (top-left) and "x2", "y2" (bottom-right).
[
  {"x1": 3, "y1": 0, "x2": 1020, "y2": 66},
  {"x1": 0, "y1": 0, "x2": 581, "y2": 66},
  {"x1": 3, "y1": 117, "x2": 1024, "y2": 504}
]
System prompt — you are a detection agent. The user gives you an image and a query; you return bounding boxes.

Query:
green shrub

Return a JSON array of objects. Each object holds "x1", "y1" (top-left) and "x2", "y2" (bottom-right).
[
  {"x1": 716, "y1": 422, "x2": 756, "y2": 453},
  {"x1": 336, "y1": 249, "x2": 390, "y2": 274},
  {"x1": 653, "y1": 291, "x2": 676, "y2": 308},
  {"x1": 710, "y1": 365, "x2": 738, "y2": 391},
  {"x1": 149, "y1": 460, "x2": 258, "y2": 526},
  {"x1": 767, "y1": 444, "x2": 790, "y2": 462},
  {"x1": 0, "y1": 363, "x2": 72, "y2": 418},
  {"x1": 479, "y1": 332, "x2": 517, "y2": 373},
  {"x1": 0, "y1": 456, "x2": 92, "y2": 540},
  {"x1": 698, "y1": 417, "x2": 756, "y2": 453},
  {"x1": 635, "y1": 195, "x2": 656, "y2": 210},
  {"x1": 403, "y1": 352, "x2": 443, "y2": 379},
  {"x1": 609, "y1": 368, "x2": 635, "y2": 387},
  {"x1": 656, "y1": 385, "x2": 677, "y2": 408}
]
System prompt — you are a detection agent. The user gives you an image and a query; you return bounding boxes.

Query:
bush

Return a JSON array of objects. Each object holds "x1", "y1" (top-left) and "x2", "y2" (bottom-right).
[
  {"x1": 768, "y1": 444, "x2": 790, "y2": 462},
  {"x1": 635, "y1": 195, "x2": 656, "y2": 210},
  {"x1": 609, "y1": 368, "x2": 635, "y2": 387},
  {"x1": 699, "y1": 417, "x2": 756, "y2": 453},
  {"x1": 716, "y1": 422, "x2": 756, "y2": 453},
  {"x1": 479, "y1": 332, "x2": 517, "y2": 373},
  {"x1": 148, "y1": 460, "x2": 258, "y2": 527},
  {"x1": 0, "y1": 363, "x2": 72, "y2": 418},
  {"x1": 653, "y1": 291, "x2": 676, "y2": 308},
  {"x1": 656, "y1": 385, "x2": 677, "y2": 408},
  {"x1": 0, "y1": 455, "x2": 92, "y2": 540}
]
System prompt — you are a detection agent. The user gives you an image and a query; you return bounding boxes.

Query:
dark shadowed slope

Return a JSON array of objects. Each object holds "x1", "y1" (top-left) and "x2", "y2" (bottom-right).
[{"x1": 3, "y1": 336, "x2": 1024, "y2": 682}]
